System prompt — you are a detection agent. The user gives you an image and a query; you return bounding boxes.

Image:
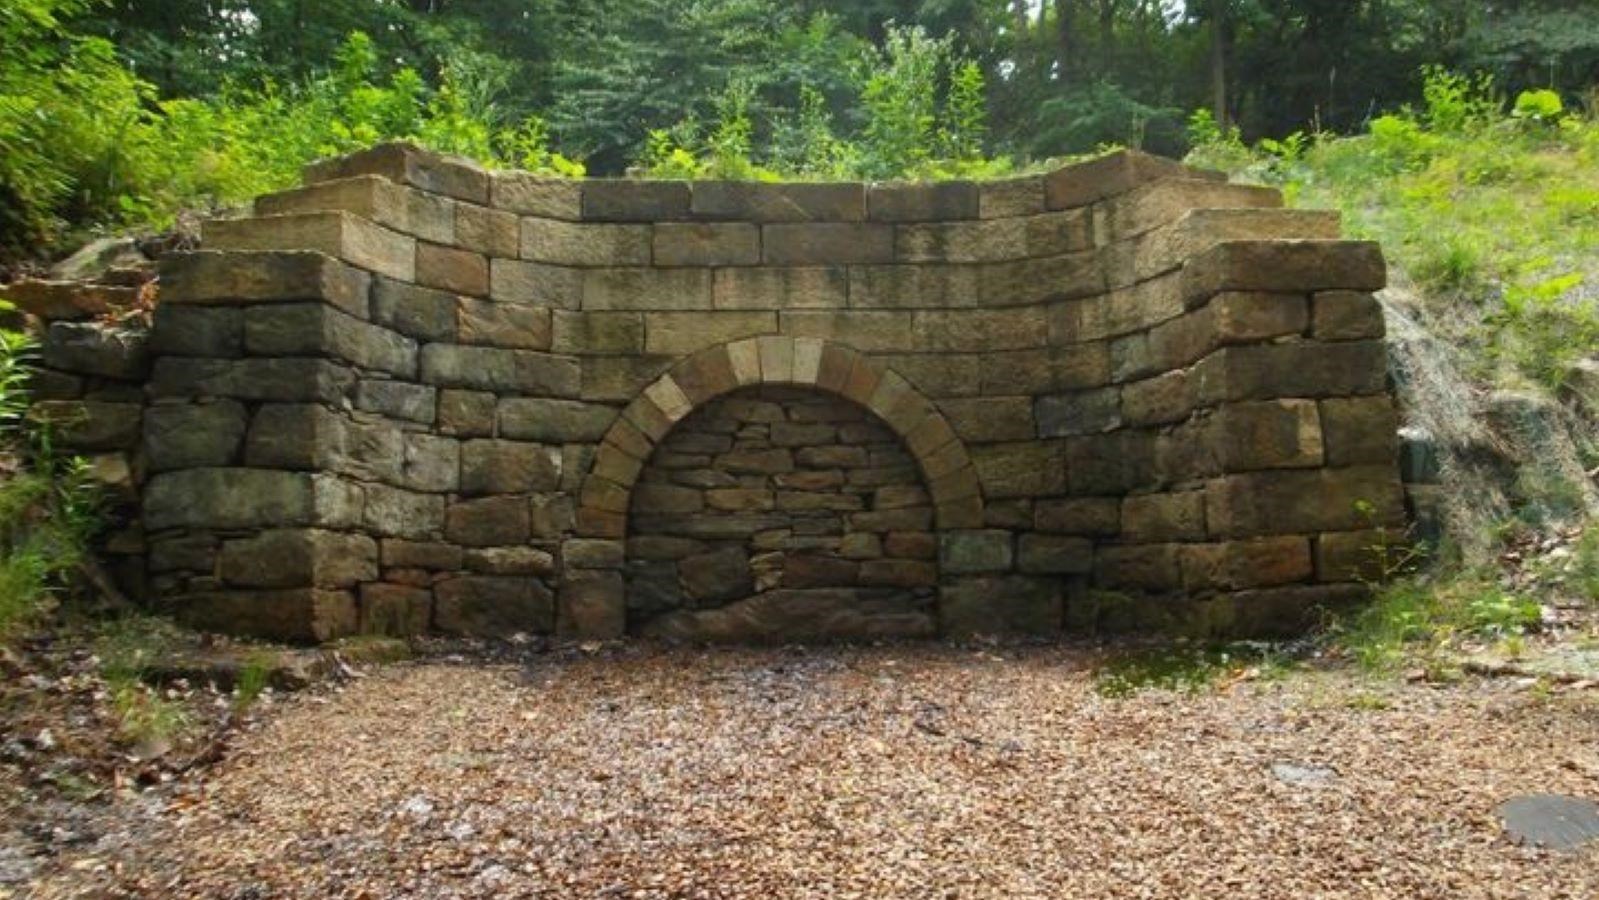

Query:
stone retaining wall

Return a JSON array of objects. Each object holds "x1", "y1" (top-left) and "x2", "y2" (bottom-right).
[{"x1": 23, "y1": 142, "x2": 1407, "y2": 642}]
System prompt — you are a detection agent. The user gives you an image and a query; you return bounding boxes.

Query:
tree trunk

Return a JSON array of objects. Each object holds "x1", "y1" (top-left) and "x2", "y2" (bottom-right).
[
  {"x1": 1054, "y1": 0, "x2": 1075, "y2": 82},
  {"x1": 1209, "y1": 5, "x2": 1229, "y2": 128},
  {"x1": 1098, "y1": 0, "x2": 1115, "y2": 71}
]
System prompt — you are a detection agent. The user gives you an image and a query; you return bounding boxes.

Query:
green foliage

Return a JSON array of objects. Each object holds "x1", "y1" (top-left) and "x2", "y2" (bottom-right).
[
  {"x1": 858, "y1": 25, "x2": 945, "y2": 179},
  {"x1": 1513, "y1": 88, "x2": 1565, "y2": 124},
  {"x1": 1094, "y1": 643, "x2": 1290, "y2": 698},
  {"x1": 1334, "y1": 573, "x2": 1541, "y2": 671}
]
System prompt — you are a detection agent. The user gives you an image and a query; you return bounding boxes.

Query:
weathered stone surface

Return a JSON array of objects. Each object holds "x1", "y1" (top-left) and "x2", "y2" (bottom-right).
[
  {"x1": 1205, "y1": 466, "x2": 1406, "y2": 538},
  {"x1": 868, "y1": 181, "x2": 978, "y2": 221},
  {"x1": 434, "y1": 576, "x2": 554, "y2": 635},
  {"x1": 654, "y1": 223, "x2": 760, "y2": 266},
  {"x1": 455, "y1": 203, "x2": 519, "y2": 257},
  {"x1": 143, "y1": 401, "x2": 247, "y2": 471},
  {"x1": 939, "y1": 530, "x2": 1013, "y2": 574},
  {"x1": 355, "y1": 380, "x2": 436, "y2": 424},
  {"x1": 691, "y1": 181, "x2": 865, "y2": 222},
  {"x1": 763, "y1": 223, "x2": 894, "y2": 265},
  {"x1": 445, "y1": 496, "x2": 532, "y2": 546},
  {"x1": 150, "y1": 304, "x2": 243, "y2": 358},
  {"x1": 244, "y1": 302, "x2": 417, "y2": 376},
  {"x1": 490, "y1": 258, "x2": 581, "y2": 308},
  {"x1": 1045, "y1": 149, "x2": 1201, "y2": 210},
  {"x1": 714, "y1": 267, "x2": 847, "y2": 310},
  {"x1": 552, "y1": 311, "x2": 643, "y2": 353},
  {"x1": 1122, "y1": 491, "x2": 1207, "y2": 542},
  {"x1": 382, "y1": 539, "x2": 463, "y2": 571},
  {"x1": 42, "y1": 322, "x2": 149, "y2": 380},
  {"x1": 204, "y1": 211, "x2": 416, "y2": 281},
  {"x1": 28, "y1": 400, "x2": 139, "y2": 451},
  {"x1": 149, "y1": 357, "x2": 356, "y2": 404},
  {"x1": 1182, "y1": 240, "x2": 1386, "y2": 305},
  {"x1": 940, "y1": 576, "x2": 1063, "y2": 636},
  {"x1": 160, "y1": 251, "x2": 371, "y2": 316},
  {"x1": 464, "y1": 546, "x2": 556, "y2": 575},
  {"x1": 971, "y1": 442, "x2": 1066, "y2": 498},
  {"x1": 175, "y1": 588, "x2": 356, "y2": 643},
  {"x1": 437, "y1": 389, "x2": 496, "y2": 437},
  {"x1": 521, "y1": 219, "x2": 649, "y2": 266},
  {"x1": 1182, "y1": 536, "x2": 1314, "y2": 590},
  {"x1": 144, "y1": 469, "x2": 362, "y2": 531},
  {"x1": 1035, "y1": 387, "x2": 1122, "y2": 437},
  {"x1": 415, "y1": 242, "x2": 488, "y2": 296},
  {"x1": 644, "y1": 311, "x2": 775, "y2": 355},
  {"x1": 558, "y1": 570, "x2": 626, "y2": 637},
  {"x1": 419, "y1": 344, "x2": 580, "y2": 397},
  {"x1": 371, "y1": 278, "x2": 457, "y2": 341},
  {"x1": 1094, "y1": 543, "x2": 1183, "y2": 591},
  {"x1": 363, "y1": 484, "x2": 445, "y2": 539},
  {"x1": 305, "y1": 142, "x2": 489, "y2": 203},
  {"x1": 359, "y1": 583, "x2": 432, "y2": 636},
  {"x1": 1017, "y1": 534, "x2": 1094, "y2": 574},
  {"x1": 219, "y1": 529, "x2": 377, "y2": 588},
  {"x1": 1313, "y1": 291, "x2": 1385, "y2": 340},
  {"x1": 460, "y1": 440, "x2": 560, "y2": 494},
  {"x1": 1320, "y1": 395, "x2": 1399, "y2": 466},
  {"x1": 644, "y1": 588, "x2": 934, "y2": 642},
  {"x1": 1195, "y1": 342, "x2": 1389, "y2": 403},
  {"x1": 582, "y1": 268, "x2": 713, "y2": 311},
  {"x1": 497, "y1": 398, "x2": 616, "y2": 443},
  {"x1": 680, "y1": 546, "x2": 754, "y2": 602},
  {"x1": 492, "y1": 172, "x2": 582, "y2": 218},
  {"x1": 456, "y1": 297, "x2": 551, "y2": 350}
]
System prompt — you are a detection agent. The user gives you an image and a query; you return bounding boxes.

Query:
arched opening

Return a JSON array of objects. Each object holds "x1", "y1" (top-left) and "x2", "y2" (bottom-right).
[{"x1": 626, "y1": 384, "x2": 938, "y2": 641}]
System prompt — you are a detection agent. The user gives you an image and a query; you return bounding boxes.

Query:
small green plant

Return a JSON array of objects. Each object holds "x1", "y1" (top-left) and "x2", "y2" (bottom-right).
[
  {"x1": 233, "y1": 653, "x2": 272, "y2": 713},
  {"x1": 1574, "y1": 530, "x2": 1599, "y2": 603},
  {"x1": 1094, "y1": 643, "x2": 1285, "y2": 698},
  {"x1": 1513, "y1": 89, "x2": 1564, "y2": 126}
]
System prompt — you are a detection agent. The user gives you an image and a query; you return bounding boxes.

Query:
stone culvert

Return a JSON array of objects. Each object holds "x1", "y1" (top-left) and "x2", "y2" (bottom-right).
[{"x1": 19, "y1": 142, "x2": 1405, "y2": 643}]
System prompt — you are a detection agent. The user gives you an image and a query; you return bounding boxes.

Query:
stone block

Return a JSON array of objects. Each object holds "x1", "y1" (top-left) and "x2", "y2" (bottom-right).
[
  {"x1": 1102, "y1": 177, "x2": 1282, "y2": 241},
  {"x1": 359, "y1": 583, "x2": 432, "y2": 636},
  {"x1": 305, "y1": 142, "x2": 489, "y2": 204},
  {"x1": 491, "y1": 172, "x2": 582, "y2": 218},
  {"x1": 867, "y1": 181, "x2": 978, "y2": 221},
  {"x1": 415, "y1": 242, "x2": 488, "y2": 296},
  {"x1": 464, "y1": 546, "x2": 556, "y2": 575},
  {"x1": 1194, "y1": 341, "x2": 1389, "y2": 403},
  {"x1": 243, "y1": 303, "x2": 417, "y2": 377},
  {"x1": 28, "y1": 400, "x2": 140, "y2": 451},
  {"x1": 1213, "y1": 400, "x2": 1325, "y2": 471},
  {"x1": 912, "y1": 308, "x2": 1049, "y2": 353},
  {"x1": 363, "y1": 484, "x2": 445, "y2": 539},
  {"x1": 405, "y1": 189, "x2": 456, "y2": 244},
  {"x1": 1122, "y1": 491, "x2": 1207, "y2": 542},
  {"x1": 980, "y1": 252, "x2": 1103, "y2": 305},
  {"x1": 219, "y1": 528, "x2": 377, "y2": 589},
  {"x1": 381, "y1": 539, "x2": 463, "y2": 571},
  {"x1": 495, "y1": 398, "x2": 616, "y2": 443},
  {"x1": 1313, "y1": 291, "x2": 1385, "y2": 341},
  {"x1": 1065, "y1": 431, "x2": 1157, "y2": 496},
  {"x1": 1181, "y1": 536, "x2": 1313, "y2": 591},
  {"x1": 582, "y1": 180, "x2": 690, "y2": 221},
  {"x1": 884, "y1": 531, "x2": 937, "y2": 559},
  {"x1": 435, "y1": 576, "x2": 554, "y2": 635},
  {"x1": 490, "y1": 258, "x2": 581, "y2": 309},
  {"x1": 643, "y1": 311, "x2": 775, "y2": 355},
  {"x1": 398, "y1": 433, "x2": 460, "y2": 492},
  {"x1": 143, "y1": 469, "x2": 362, "y2": 531},
  {"x1": 582, "y1": 267, "x2": 713, "y2": 311},
  {"x1": 1205, "y1": 466, "x2": 1405, "y2": 539},
  {"x1": 558, "y1": 570, "x2": 626, "y2": 638},
  {"x1": 419, "y1": 344, "x2": 580, "y2": 397},
  {"x1": 978, "y1": 346, "x2": 1110, "y2": 395},
  {"x1": 175, "y1": 588, "x2": 356, "y2": 644},
  {"x1": 203, "y1": 211, "x2": 415, "y2": 282},
  {"x1": 860, "y1": 559, "x2": 937, "y2": 588},
  {"x1": 940, "y1": 575, "x2": 1063, "y2": 637},
  {"x1": 654, "y1": 222, "x2": 760, "y2": 266},
  {"x1": 939, "y1": 529, "x2": 1013, "y2": 574},
  {"x1": 42, "y1": 322, "x2": 149, "y2": 380},
  {"x1": 254, "y1": 175, "x2": 409, "y2": 230},
  {"x1": 552, "y1": 311, "x2": 643, "y2": 354},
  {"x1": 714, "y1": 266, "x2": 847, "y2": 310},
  {"x1": 780, "y1": 310, "x2": 917, "y2": 352},
  {"x1": 150, "y1": 305, "x2": 244, "y2": 358},
  {"x1": 1034, "y1": 497, "x2": 1121, "y2": 535},
  {"x1": 690, "y1": 181, "x2": 864, "y2": 221},
  {"x1": 563, "y1": 539, "x2": 625, "y2": 569},
  {"x1": 1181, "y1": 240, "x2": 1387, "y2": 305},
  {"x1": 521, "y1": 219, "x2": 649, "y2": 266},
  {"x1": 1314, "y1": 529, "x2": 1398, "y2": 583},
  {"x1": 6, "y1": 279, "x2": 137, "y2": 321},
  {"x1": 437, "y1": 389, "x2": 496, "y2": 436},
  {"x1": 975, "y1": 174, "x2": 1044, "y2": 218},
  {"x1": 460, "y1": 440, "x2": 561, "y2": 494},
  {"x1": 1045, "y1": 149, "x2": 1199, "y2": 209},
  {"x1": 680, "y1": 546, "x2": 755, "y2": 602},
  {"x1": 371, "y1": 278, "x2": 457, "y2": 341},
  {"x1": 1035, "y1": 387, "x2": 1122, "y2": 437},
  {"x1": 1017, "y1": 534, "x2": 1094, "y2": 574},
  {"x1": 1094, "y1": 543, "x2": 1183, "y2": 591},
  {"x1": 455, "y1": 297, "x2": 552, "y2": 350},
  {"x1": 1122, "y1": 370, "x2": 1194, "y2": 426},
  {"x1": 937, "y1": 397, "x2": 1035, "y2": 442},
  {"x1": 355, "y1": 380, "x2": 436, "y2": 424},
  {"x1": 1320, "y1": 395, "x2": 1399, "y2": 466},
  {"x1": 847, "y1": 264, "x2": 980, "y2": 309},
  {"x1": 454, "y1": 202, "x2": 519, "y2": 257},
  {"x1": 1210, "y1": 292, "x2": 1309, "y2": 344},
  {"x1": 243, "y1": 404, "x2": 396, "y2": 481},
  {"x1": 445, "y1": 496, "x2": 532, "y2": 546},
  {"x1": 143, "y1": 400, "x2": 247, "y2": 471},
  {"x1": 763, "y1": 223, "x2": 894, "y2": 265},
  {"x1": 159, "y1": 251, "x2": 370, "y2": 317}
]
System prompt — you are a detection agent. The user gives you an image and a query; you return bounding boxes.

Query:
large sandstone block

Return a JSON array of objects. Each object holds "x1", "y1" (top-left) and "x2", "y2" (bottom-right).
[
  {"x1": 582, "y1": 180, "x2": 690, "y2": 221},
  {"x1": 159, "y1": 251, "x2": 371, "y2": 317},
  {"x1": 938, "y1": 529, "x2": 1013, "y2": 574},
  {"x1": 243, "y1": 303, "x2": 417, "y2": 377},
  {"x1": 1181, "y1": 240, "x2": 1387, "y2": 305},
  {"x1": 979, "y1": 252, "x2": 1104, "y2": 305},
  {"x1": 454, "y1": 202, "x2": 519, "y2": 257},
  {"x1": 521, "y1": 219, "x2": 649, "y2": 266},
  {"x1": 359, "y1": 583, "x2": 432, "y2": 636},
  {"x1": 1108, "y1": 208, "x2": 1342, "y2": 287},
  {"x1": 763, "y1": 223, "x2": 894, "y2": 265},
  {"x1": 28, "y1": 400, "x2": 141, "y2": 451},
  {"x1": 1194, "y1": 342, "x2": 1389, "y2": 404},
  {"x1": 1094, "y1": 543, "x2": 1183, "y2": 591},
  {"x1": 1101, "y1": 178, "x2": 1282, "y2": 241},
  {"x1": 653, "y1": 223, "x2": 760, "y2": 266},
  {"x1": 460, "y1": 440, "x2": 561, "y2": 494},
  {"x1": 42, "y1": 322, "x2": 149, "y2": 380},
  {"x1": 490, "y1": 258, "x2": 582, "y2": 309},
  {"x1": 940, "y1": 575, "x2": 1063, "y2": 636},
  {"x1": 1205, "y1": 466, "x2": 1405, "y2": 539},
  {"x1": 715, "y1": 266, "x2": 848, "y2": 310},
  {"x1": 1122, "y1": 491, "x2": 1207, "y2": 542},
  {"x1": 1035, "y1": 387, "x2": 1122, "y2": 437},
  {"x1": 868, "y1": 181, "x2": 978, "y2": 221},
  {"x1": 371, "y1": 278, "x2": 457, "y2": 341},
  {"x1": 435, "y1": 576, "x2": 554, "y2": 635},
  {"x1": 151, "y1": 304, "x2": 243, "y2": 358},
  {"x1": 203, "y1": 212, "x2": 416, "y2": 281},
  {"x1": 143, "y1": 400, "x2": 247, "y2": 471},
  {"x1": 304, "y1": 142, "x2": 489, "y2": 204},
  {"x1": 1212, "y1": 400, "x2": 1325, "y2": 471},
  {"x1": 644, "y1": 311, "x2": 776, "y2": 354},
  {"x1": 1017, "y1": 534, "x2": 1094, "y2": 574},
  {"x1": 1320, "y1": 395, "x2": 1400, "y2": 466},
  {"x1": 497, "y1": 398, "x2": 616, "y2": 442},
  {"x1": 1312, "y1": 291, "x2": 1385, "y2": 341},
  {"x1": 254, "y1": 175, "x2": 409, "y2": 231},
  {"x1": 415, "y1": 242, "x2": 488, "y2": 296},
  {"x1": 218, "y1": 529, "x2": 377, "y2": 589},
  {"x1": 912, "y1": 308, "x2": 1049, "y2": 352},
  {"x1": 355, "y1": 379, "x2": 436, "y2": 424},
  {"x1": 456, "y1": 297, "x2": 552, "y2": 350},
  {"x1": 1045, "y1": 149, "x2": 1210, "y2": 209},
  {"x1": 446, "y1": 496, "x2": 533, "y2": 546},
  {"x1": 1180, "y1": 536, "x2": 1313, "y2": 591},
  {"x1": 558, "y1": 571, "x2": 625, "y2": 638},
  {"x1": 175, "y1": 588, "x2": 356, "y2": 643},
  {"x1": 690, "y1": 181, "x2": 865, "y2": 222},
  {"x1": 419, "y1": 344, "x2": 580, "y2": 397},
  {"x1": 143, "y1": 469, "x2": 362, "y2": 531},
  {"x1": 491, "y1": 172, "x2": 582, "y2": 218},
  {"x1": 363, "y1": 484, "x2": 445, "y2": 539},
  {"x1": 582, "y1": 268, "x2": 713, "y2": 311}
]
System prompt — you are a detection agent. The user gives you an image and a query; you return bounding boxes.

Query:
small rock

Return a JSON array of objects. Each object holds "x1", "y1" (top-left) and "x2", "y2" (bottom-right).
[
  {"x1": 1271, "y1": 762, "x2": 1338, "y2": 787},
  {"x1": 399, "y1": 794, "x2": 434, "y2": 821},
  {"x1": 1498, "y1": 794, "x2": 1599, "y2": 851}
]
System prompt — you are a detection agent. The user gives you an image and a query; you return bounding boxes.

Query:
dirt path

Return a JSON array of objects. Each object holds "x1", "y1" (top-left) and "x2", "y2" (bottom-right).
[{"x1": 20, "y1": 645, "x2": 1599, "y2": 899}]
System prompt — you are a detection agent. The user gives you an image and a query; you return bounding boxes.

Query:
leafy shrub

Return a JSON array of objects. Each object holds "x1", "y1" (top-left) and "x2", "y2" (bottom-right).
[{"x1": 1513, "y1": 89, "x2": 1564, "y2": 125}]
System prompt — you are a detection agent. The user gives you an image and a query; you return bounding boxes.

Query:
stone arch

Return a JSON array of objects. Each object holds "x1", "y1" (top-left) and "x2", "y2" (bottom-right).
[{"x1": 575, "y1": 337, "x2": 984, "y2": 540}]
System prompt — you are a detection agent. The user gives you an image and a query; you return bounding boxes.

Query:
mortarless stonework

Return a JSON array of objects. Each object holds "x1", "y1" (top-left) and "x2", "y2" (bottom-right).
[{"x1": 25, "y1": 142, "x2": 1406, "y2": 642}]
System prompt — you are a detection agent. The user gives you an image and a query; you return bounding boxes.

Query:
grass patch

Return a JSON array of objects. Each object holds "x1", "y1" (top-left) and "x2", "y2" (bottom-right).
[
  {"x1": 1332, "y1": 573, "x2": 1541, "y2": 672},
  {"x1": 1093, "y1": 643, "x2": 1295, "y2": 698}
]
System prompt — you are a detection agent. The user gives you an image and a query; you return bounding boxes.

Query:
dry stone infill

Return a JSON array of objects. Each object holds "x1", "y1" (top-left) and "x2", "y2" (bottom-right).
[{"x1": 17, "y1": 141, "x2": 1409, "y2": 644}]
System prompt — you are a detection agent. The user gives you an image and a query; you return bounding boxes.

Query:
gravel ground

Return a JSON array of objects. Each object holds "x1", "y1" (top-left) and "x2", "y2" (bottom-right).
[{"x1": 21, "y1": 644, "x2": 1599, "y2": 899}]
